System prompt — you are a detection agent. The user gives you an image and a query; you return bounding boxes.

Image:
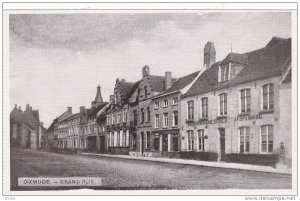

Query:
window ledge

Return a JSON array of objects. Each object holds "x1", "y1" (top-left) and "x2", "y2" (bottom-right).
[
  {"x1": 186, "y1": 119, "x2": 194, "y2": 123},
  {"x1": 216, "y1": 115, "x2": 227, "y2": 119},
  {"x1": 163, "y1": 106, "x2": 168, "y2": 108},
  {"x1": 259, "y1": 109, "x2": 275, "y2": 115},
  {"x1": 238, "y1": 113, "x2": 251, "y2": 116},
  {"x1": 199, "y1": 117, "x2": 208, "y2": 121}
]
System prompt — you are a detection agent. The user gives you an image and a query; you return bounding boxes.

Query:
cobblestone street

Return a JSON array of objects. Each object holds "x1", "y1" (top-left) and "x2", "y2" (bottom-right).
[{"x1": 10, "y1": 149, "x2": 292, "y2": 190}]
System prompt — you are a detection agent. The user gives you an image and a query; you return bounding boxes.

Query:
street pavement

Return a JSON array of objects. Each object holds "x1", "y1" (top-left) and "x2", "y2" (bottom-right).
[{"x1": 10, "y1": 149, "x2": 292, "y2": 190}]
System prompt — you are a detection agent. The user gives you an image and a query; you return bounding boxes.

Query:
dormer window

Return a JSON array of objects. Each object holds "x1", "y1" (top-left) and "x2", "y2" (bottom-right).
[{"x1": 219, "y1": 64, "x2": 230, "y2": 82}]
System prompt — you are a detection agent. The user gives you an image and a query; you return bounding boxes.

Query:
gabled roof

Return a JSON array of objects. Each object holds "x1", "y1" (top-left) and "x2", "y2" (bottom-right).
[
  {"x1": 88, "y1": 103, "x2": 108, "y2": 118},
  {"x1": 220, "y1": 53, "x2": 248, "y2": 65},
  {"x1": 183, "y1": 37, "x2": 291, "y2": 98},
  {"x1": 124, "y1": 80, "x2": 141, "y2": 102},
  {"x1": 155, "y1": 71, "x2": 200, "y2": 97},
  {"x1": 46, "y1": 122, "x2": 55, "y2": 133}
]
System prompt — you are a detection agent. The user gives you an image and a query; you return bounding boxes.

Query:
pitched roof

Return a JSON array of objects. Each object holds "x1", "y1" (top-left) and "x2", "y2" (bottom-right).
[
  {"x1": 65, "y1": 113, "x2": 81, "y2": 121},
  {"x1": 157, "y1": 71, "x2": 200, "y2": 96},
  {"x1": 88, "y1": 103, "x2": 108, "y2": 118},
  {"x1": 183, "y1": 37, "x2": 291, "y2": 98},
  {"x1": 46, "y1": 122, "x2": 55, "y2": 133},
  {"x1": 220, "y1": 53, "x2": 248, "y2": 65},
  {"x1": 124, "y1": 80, "x2": 141, "y2": 102},
  {"x1": 149, "y1": 75, "x2": 177, "y2": 93}
]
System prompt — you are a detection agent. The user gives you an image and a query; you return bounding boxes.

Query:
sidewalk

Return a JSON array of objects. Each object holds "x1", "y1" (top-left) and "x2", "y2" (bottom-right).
[{"x1": 80, "y1": 152, "x2": 292, "y2": 175}]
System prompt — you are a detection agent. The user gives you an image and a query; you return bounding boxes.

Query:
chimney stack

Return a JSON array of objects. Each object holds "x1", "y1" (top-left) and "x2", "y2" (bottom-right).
[
  {"x1": 26, "y1": 104, "x2": 29, "y2": 110},
  {"x1": 14, "y1": 104, "x2": 17, "y2": 109},
  {"x1": 165, "y1": 71, "x2": 172, "y2": 90},
  {"x1": 40, "y1": 122, "x2": 44, "y2": 127},
  {"x1": 67, "y1": 107, "x2": 72, "y2": 113},
  {"x1": 203, "y1": 41, "x2": 216, "y2": 70},
  {"x1": 80, "y1": 106, "x2": 86, "y2": 114},
  {"x1": 142, "y1": 65, "x2": 150, "y2": 78},
  {"x1": 29, "y1": 106, "x2": 32, "y2": 111},
  {"x1": 18, "y1": 106, "x2": 21, "y2": 111}
]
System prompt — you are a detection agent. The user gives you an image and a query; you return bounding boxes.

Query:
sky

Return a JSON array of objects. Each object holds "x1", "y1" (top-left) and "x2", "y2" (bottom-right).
[{"x1": 9, "y1": 12, "x2": 291, "y2": 128}]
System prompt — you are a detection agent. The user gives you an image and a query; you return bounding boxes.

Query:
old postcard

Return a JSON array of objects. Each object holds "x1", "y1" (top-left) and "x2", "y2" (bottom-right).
[{"x1": 2, "y1": 2, "x2": 298, "y2": 198}]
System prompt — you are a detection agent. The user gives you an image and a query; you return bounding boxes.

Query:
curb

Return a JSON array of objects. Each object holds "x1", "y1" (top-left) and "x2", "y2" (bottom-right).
[{"x1": 80, "y1": 152, "x2": 292, "y2": 175}]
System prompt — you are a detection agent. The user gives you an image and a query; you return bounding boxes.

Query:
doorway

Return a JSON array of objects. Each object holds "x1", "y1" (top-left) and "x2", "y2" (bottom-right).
[
  {"x1": 141, "y1": 132, "x2": 144, "y2": 153},
  {"x1": 100, "y1": 136, "x2": 105, "y2": 153},
  {"x1": 162, "y1": 135, "x2": 168, "y2": 157},
  {"x1": 219, "y1": 128, "x2": 226, "y2": 161}
]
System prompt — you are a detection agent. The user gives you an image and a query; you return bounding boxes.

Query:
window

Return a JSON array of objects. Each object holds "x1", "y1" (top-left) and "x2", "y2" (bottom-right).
[
  {"x1": 262, "y1": 84, "x2": 274, "y2": 110},
  {"x1": 198, "y1": 129, "x2": 205, "y2": 151},
  {"x1": 111, "y1": 113, "x2": 115, "y2": 124},
  {"x1": 173, "y1": 135, "x2": 178, "y2": 151},
  {"x1": 146, "y1": 107, "x2": 150, "y2": 123},
  {"x1": 219, "y1": 93, "x2": 227, "y2": 116},
  {"x1": 154, "y1": 102, "x2": 160, "y2": 109},
  {"x1": 133, "y1": 110, "x2": 137, "y2": 126},
  {"x1": 261, "y1": 125, "x2": 273, "y2": 153},
  {"x1": 239, "y1": 127, "x2": 250, "y2": 153},
  {"x1": 144, "y1": 86, "x2": 148, "y2": 98},
  {"x1": 219, "y1": 64, "x2": 230, "y2": 82},
  {"x1": 163, "y1": 100, "x2": 169, "y2": 107},
  {"x1": 201, "y1": 97, "x2": 208, "y2": 118},
  {"x1": 122, "y1": 109, "x2": 127, "y2": 122},
  {"x1": 140, "y1": 108, "x2": 145, "y2": 123},
  {"x1": 187, "y1": 100, "x2": 194, "y2": 120},
  {"x1": 172, "y1": 111, "x2": 178, "y2": 126},
  {"x1": 116, "y1": 131, "x2": 120, "y2": 147},
  {"x1": 173, "y1": 97, "x2": 178, "y2": 105},
  {"x1": 122, "y1": 131, "x2": 126, "y2": 147},
  {"x1": 240, "y1": 89, "x2": 251, "y2": 113},
  {"x1": 163, "y1": 113, "x2": 169, "y2": 128},
  {"x1": 146, "y1": 132, "x2": 150, "y2": 149},
  {"x1": 154, "y1": 114, "x2": 159, "y2": 128},
  {"x1": 187, "y1": 130, "x2": 194, "y2": 151},
  {"x1": 117, "y1": 111, "x2": 121, "y2": 124}
]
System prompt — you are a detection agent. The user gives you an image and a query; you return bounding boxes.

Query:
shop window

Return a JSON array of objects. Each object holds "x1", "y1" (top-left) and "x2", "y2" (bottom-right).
[
  {"x1": 198, "y1": 129, "x2": 205, "y2": 151},
  {"x1": 131, "y1": 133, "x2": 136, "y2": 149},
  {"x1": 187, "y1": 130, "x2": 194, "y2": 151},
  {"x1": 172, "y1": 111, "x2": 178, "y2": 126},
  {"x1": 260, "y1": 125, "x2": 273, "y2": 153},
  {"x1": 153, "y1": 136, "x2": 159, "y2": 150},
  {"x1": 173, "y1": 135, "x2": 178, "y2": 151},
  {"x1": 116, "y1": 131, "x2": 120, "y2": 147},
  {"x1": 239, "y1": 127, "x2": 250, "y2": 153},
  {"x1": 219, "y1": 93, "x2": 227, "y2": 116},
  {"x1": 262, "y1": 84, "x2": 274, "y2": 110},
  {"x1": 187, "y1": 100, "x2": 194, "y2": 120},
  {"x1": 240, "y1": 89, "x2": 251, "y2": 113},
  {"x1": 201, "y1": 97, "x2": 208, "y2": 118}
]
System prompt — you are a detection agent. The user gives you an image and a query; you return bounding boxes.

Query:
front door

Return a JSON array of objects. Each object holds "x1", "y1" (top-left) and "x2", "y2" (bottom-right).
[
  {"x1": 141, "y1": 133, "x2": 144, "y2": 153},
  {"x1": 219, "y1": 128, "x2": 226, "y2": 160},
  {"x1": 100, "y1": 136, "x2": 105, "y2": 153},
  {"x1": 162, "y1": 135, "x2": 168, "y2": 157}
]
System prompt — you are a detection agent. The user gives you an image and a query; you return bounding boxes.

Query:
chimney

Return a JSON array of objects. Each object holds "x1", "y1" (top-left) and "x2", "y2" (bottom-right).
[
  {"x1": 40, "y1": 122, "x2": 44, "y2": 127},
  {"x1": 142, "y1": 65, "x2": 150, "y2": 78},
  {"x1": 109, "y1": 95, "x2": 115, "y2": 103},
  {"x1": 165, "y1": 71, "x2": 172, "y2": 90},
  {"x1": 18, "y1": 106, "x2": 21, "y2": 111},
  {"x1": 80, "y1": 106, "x2": 85, "y2": 114},
  {"x1": 26, "y1": 104, "x2": 29, "y2": 110},
  {"x1": 14, "y1": 104, "x2": 17, "y2": 109},
  {"x1": 29, "y1": 106, "x2": 32, "y2": 111},
  {"x1": 203, "y1": 41, "x2": 216, "y2": 70},
  {"x1": 67, "y1": 107, "x2": 72, "y2": 113}
]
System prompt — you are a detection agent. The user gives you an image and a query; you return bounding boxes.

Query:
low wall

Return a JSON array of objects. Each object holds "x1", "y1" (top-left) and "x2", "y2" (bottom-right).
[
  {"x1": 224, "y1": 154, "x2": 279, "y2": 167},
  {"x1": 109, "y1": 147, "x2": 130, "y2": 155},
  {"x1": 179, "y1": 151, "x2": 218, "y2": 161}
]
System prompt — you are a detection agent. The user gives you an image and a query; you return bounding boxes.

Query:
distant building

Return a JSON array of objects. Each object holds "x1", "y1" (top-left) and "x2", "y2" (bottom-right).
[
  {"x1": 10, "y1": 104, "x2": 43, "y2": 149},
  {"x1": 54, "y1": 107, "x2": 73, "y2": 149}
]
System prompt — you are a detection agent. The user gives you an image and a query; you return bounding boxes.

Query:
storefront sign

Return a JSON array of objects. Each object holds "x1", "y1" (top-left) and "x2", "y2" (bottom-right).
[
  {"x1": 234, "y1": 114, "x2": 262, "y2": 121},
  {"x1": 187, "y1": 117, "x2": 227, "y2": 126}
]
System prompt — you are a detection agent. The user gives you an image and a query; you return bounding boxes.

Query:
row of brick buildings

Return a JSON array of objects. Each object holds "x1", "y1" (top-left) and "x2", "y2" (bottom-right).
[{"x1": 45, "y1": 37, "x2": 292, "y2": 167}]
